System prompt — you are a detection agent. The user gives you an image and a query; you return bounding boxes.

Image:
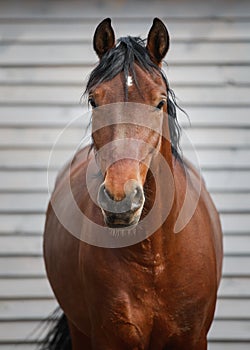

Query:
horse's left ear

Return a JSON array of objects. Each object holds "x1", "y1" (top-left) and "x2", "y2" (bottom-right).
[
  {"x1": 146, "y1": 18, "x2": 170, "y2": 66},
  {"x1": 93, "y1": 18, "x2": 115, "y2": 59}
]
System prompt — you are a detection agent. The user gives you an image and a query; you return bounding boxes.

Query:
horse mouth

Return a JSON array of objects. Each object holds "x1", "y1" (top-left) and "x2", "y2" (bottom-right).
[{"x1": 103, "y1": 211, "x2": 141, "y2": 229}]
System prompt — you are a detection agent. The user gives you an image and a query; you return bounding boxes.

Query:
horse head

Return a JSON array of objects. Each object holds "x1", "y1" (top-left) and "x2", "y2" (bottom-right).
[{"x1": 87, "y1": 18, "x2": 173, "y2": 228}]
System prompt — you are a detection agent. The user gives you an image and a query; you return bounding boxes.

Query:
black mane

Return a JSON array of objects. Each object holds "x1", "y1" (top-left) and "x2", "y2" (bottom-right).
[{"x1": 85, "y1": 36, "x2": 182, "y2": 156}]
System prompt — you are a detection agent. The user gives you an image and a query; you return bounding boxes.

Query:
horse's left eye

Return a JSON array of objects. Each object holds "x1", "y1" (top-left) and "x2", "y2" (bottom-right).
[
  {"x1": 156, "y1": 100, "x2": 166, "y2": 110},
  {"x1": 88, "y1": 98, "x2": 97, "y2": 108}
]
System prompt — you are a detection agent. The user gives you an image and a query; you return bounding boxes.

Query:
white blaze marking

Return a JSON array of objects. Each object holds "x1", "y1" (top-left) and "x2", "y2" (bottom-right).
[{"x1": 127, "y1": 75, "x2": 133, "y2": 87}]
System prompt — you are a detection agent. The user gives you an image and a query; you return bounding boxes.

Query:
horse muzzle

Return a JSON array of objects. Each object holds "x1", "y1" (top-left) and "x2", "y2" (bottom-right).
[{"x1": 97, "y1": 181, "x2": 145, "y2": 228}]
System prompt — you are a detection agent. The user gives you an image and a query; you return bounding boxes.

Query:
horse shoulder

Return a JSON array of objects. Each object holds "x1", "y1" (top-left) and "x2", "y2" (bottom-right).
[{"x1": 178, "y1": 158, "x2": 223, "y2": 286}]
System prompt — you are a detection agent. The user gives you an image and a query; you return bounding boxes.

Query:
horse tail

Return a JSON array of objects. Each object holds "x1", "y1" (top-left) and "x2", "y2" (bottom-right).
[{"x1": 38, "y1": 308, "x2": 72, "y2": 350}]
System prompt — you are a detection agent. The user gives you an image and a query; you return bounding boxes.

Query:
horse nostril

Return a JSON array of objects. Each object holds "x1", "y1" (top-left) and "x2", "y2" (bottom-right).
[
  {"x1": 98, "y1": 183, "x2": 112, "y2": 208},
  {"x1": 103, "y1": 185, "x2": 113, "y2": 200},
  {"x1": 98, "y1": 182, "x2": 144, "y2": 215},
  {"x1": 130, "y1": 185, "x2": 144, "y2": 211}
]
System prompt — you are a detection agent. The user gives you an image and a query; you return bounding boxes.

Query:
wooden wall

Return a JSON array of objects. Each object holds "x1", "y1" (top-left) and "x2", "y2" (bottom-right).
[{"x1": 0, "y1": 0, "x2": 249, "y2": 348}]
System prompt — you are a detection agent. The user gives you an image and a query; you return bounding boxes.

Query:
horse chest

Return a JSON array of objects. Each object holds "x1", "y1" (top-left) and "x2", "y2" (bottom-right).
[
  {"x1": 94, "y1": 283, "x2": 202, "y2": 349},
  {"x1": 85, "y1": 260, "x2": 206, "y2": 349}
]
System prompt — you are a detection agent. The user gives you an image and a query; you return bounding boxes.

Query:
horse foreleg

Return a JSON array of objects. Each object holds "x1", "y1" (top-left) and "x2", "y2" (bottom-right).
[{"x1": 68, "y1": 320, "x2": 92, "y2": 350}]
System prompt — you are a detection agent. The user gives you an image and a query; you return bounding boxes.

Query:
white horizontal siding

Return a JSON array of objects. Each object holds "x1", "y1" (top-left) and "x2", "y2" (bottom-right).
[{"x1": 0, "y1": 0, "x2": 249, "y2": 348}]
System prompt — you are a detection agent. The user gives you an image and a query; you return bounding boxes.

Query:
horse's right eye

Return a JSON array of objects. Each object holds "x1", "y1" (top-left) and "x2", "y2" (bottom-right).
[{"x1": 88, "y1": 98, "x2": 97, "y2": 108}]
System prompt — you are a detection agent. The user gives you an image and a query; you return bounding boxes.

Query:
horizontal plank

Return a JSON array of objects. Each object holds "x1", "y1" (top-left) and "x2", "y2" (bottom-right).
[
  {"x1": 0, "y1": 85, "x2": 84, "y2": 104},
  {"x1": 183, "y1": 128, "x2": 250, "y2": 148},
  {"x1": 0, "y1": 320, "x2": 48, "y2": 343},
  {"x1": 1, "y1": 42, "x2": 250, "y2": 66},
  {"x1": 220, "y1": 213, "x2": 250, "y2": 234},
  {"x1": 0, "y1": 171, "x2": 57, "y2": 191},
  {"x1": 0, "y1": 257, "x2": 46, "y2": 277},
  {"x1": 0, "y1": 149, "x2": 72, "y2": 169},
  {"x1": 0, "y1": 236, "x2": 42, "y2": 256},
  {"x1": 209, "y1": 345, "x2": 250, "y2": 350},
  {"x1": 0, "y1": 346, "x2": 37, "y2": 349},
  {"x1": 191, "y1": 149, "x2": 250, "y2": 169},
  {"x1": 211, "y1": 193, "x2": 250, "y2": 212},
  {"x1": 208, "y1": 320, "x2": 250, "y2": 341},
  {"x1": 0, "y1": 214, "x2": 45, "y2": 234},
  {"x1": 1, "y1": 20, "x2": 250, "y2": 43},
  {"x1": 1, "y1": 65, "x2": 250, "y2": 86},
  {"x1": 0, "y1": 105, "x2": 84, "y2": 127},
  {"x1": 203, "y1": 170, "x2": 250, "y2": 191},
  {"x1": 181, "y1": 107, "x2": 250, "y2": 127},
  {"x1": 0, "y1": 66, "x2": 91, "y2": 85},
  {"x1": 176, "y1": 86, "x2": 250, "y2": 106},
  {"x1": 168, "y1": 66, "x2": 250, "y2": 86},
  {"x1": 0, "y1": 278, "x2": 53, "y2": 299},
  {"x1": 0, "y1": 128, "x2": 85, "y2": 147},
  {"x1": 215, "y1": 299, "x2": 250, "y2": 319},
  {"x1": 0, "y1": 193, "x2": 49, "y2": 212},
  {"x1": 0, "y1": 43, "x2": 94, "y2": 66},
  {"x1": 218, "y1": 278, "x2": 250, "y2": 298},
  {"x1": 0, "y1": 0, "x2": 249, "y2": 19},
  {"x1": 0, "y1": 346, "x2": 38, "y2": 350},
  {"x1": 223, "y1": 256, "x2": 250, "y2": 277},
  {"x1": 0, "y1": 299, "x2": 57, "y2": 320}
]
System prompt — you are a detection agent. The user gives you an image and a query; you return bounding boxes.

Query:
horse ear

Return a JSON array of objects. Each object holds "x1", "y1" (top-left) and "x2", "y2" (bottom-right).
[
  {"x1": 146, "y1": 18, "x2": 170, "y2": 66},
  {"x1": 93, "y1": 18, "x2": 115, "y2": 59}
]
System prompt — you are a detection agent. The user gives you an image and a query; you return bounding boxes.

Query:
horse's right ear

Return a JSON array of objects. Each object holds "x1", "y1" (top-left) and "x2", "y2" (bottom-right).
[{"x1": 93, "y1": 18, "x2": 115, "y2": 59}]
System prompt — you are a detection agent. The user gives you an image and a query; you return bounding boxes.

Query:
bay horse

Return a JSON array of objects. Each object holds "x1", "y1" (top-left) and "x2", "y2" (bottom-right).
[{"x1": 43, "y1": 18, "x2": 223, "y2": 349}]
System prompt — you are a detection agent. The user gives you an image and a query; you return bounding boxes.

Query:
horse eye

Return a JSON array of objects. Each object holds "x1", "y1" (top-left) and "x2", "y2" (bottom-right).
[
  {"x1": 88, "y1": 98, "x2": 97, "y2": 108},
  {"x1": 156, "y1": 100, "x2": 166, "y2": 110}
]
